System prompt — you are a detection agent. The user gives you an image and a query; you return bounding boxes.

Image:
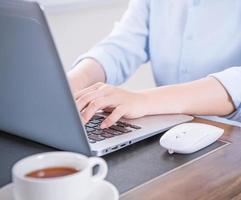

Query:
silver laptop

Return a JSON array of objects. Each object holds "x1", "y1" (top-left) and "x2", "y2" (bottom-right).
[{"x1": 0, "y1": 0, "x2": 193, "y2": 156}]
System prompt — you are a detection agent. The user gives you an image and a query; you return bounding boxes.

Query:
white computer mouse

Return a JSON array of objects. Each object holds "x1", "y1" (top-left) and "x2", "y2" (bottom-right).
[{"x1": 159, "y1": 123, "x2": 224, "y2": 154}]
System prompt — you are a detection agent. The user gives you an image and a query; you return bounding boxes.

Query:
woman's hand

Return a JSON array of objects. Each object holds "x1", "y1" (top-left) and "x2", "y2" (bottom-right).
[
  {"x1": 74, "y1": 82, "x2": 149, "y2": 129},
  {"x1": 73, "y1": 77, "x2": 235, "y2": 129}
]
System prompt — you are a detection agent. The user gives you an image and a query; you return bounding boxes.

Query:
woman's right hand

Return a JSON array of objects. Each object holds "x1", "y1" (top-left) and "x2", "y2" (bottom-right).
[{"x1": 74, "y1": 82, "x2": 150, "y2": 128}]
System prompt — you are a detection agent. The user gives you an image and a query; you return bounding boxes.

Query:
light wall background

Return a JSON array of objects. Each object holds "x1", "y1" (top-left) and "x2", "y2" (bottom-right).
[{"x1": 43, "y1": 0, "x2": 155, "y2": 90}]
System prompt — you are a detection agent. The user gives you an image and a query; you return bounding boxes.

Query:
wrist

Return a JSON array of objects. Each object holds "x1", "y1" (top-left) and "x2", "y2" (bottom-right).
[
  {"x1": 68, "y1": 63, "x2": 88, "y2": 93},
  {"x1": 136, "y1": 90, "x2": 156, "y2": 116},
  {"x1": 137, "y1": 86, "x2": 186, "y2": 116},
  {"x1": 68, "y1": 58, "x2": 106, "y2": 93}
]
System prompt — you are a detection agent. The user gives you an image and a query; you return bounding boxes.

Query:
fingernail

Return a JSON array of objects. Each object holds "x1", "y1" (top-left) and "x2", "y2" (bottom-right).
[{"x1": 101, "y1": 123, "x2": 107, "y2": 129}]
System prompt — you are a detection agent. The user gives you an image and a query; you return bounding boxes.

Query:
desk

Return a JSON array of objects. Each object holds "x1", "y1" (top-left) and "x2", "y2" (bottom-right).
[
  {"x1": 120, "y1": 118, "x2": 241, "y2": 200},
  {"x1": 0, "y1": 118, "x2": 241, "y2": 199}
]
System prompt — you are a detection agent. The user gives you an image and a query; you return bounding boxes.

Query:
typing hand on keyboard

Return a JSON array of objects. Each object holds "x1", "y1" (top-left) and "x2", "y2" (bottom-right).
[
  {"x1": 74, "y1": 82, "x2": 149, "y2": 128},
  {"x1": 85, "y1": 115, "x2": 141, "y2": 143}
]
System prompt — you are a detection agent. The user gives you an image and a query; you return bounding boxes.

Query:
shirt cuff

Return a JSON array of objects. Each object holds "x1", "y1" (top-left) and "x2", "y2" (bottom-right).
[
  {"x1": 73, "y1": 47, "x2": 118, "y2": 85},
  {"x1": 209, "y1": 67, "x2": 241, "y2": 109},
  {"x1": 224, "y1": 104, "x2": 241, "y2": 122}
]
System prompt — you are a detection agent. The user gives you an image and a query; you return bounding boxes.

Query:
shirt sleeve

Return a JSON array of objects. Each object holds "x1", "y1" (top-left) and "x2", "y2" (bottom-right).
[
  {"x1": 209, "y1": 66, "x2": 241, "y2": 122},
  {"x1": 74, "y1": 0, "x2": 150, "y2": 85}
]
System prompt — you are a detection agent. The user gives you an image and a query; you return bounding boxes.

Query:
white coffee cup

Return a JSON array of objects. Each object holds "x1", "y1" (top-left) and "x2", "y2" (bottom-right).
[{"x1": 12, "y1": 152, "x2": 108, "y2": 200}]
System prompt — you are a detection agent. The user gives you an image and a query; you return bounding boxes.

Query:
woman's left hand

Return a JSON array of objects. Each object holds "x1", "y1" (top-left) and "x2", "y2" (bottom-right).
[{"x1": 74, "y1": 82, "x2": 149, "y2": 128}]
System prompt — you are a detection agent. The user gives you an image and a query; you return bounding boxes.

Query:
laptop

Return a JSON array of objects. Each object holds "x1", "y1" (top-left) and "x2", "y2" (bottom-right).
[{"x1": 0, "y1": 0, "x2": 193, "y2": 156}]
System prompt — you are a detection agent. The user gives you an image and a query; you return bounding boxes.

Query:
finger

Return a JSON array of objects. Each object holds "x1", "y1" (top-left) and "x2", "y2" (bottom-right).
[
  {"x1": 82, "y1": 97, "x2": 117, "y2": 123},
  {"x1": 101, "y1": 106, "x2": 126, "y2": 129},
  {"x1": 74, "y1": 82, "x2": 104, "y2": 100},
  {"x1": 76, "y1": 88, "x2": 110, "y2": 111}
]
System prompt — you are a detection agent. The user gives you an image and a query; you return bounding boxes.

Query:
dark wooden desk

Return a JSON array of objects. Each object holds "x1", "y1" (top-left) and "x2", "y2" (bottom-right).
[
  {"x1": 1, "y1": 118, "x2": 240, "y2": 199},
  {"x1": 120, "y1": 118, "x2": 241, "y2": 200}
]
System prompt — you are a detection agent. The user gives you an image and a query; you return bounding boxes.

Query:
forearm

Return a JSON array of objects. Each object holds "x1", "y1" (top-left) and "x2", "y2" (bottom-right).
[
  {"x1": 143, "y1": 77, "x2": 235, "y2": 116},
  {"x1": 68, "y1": 58, "x2": 106, "y2": 93}
]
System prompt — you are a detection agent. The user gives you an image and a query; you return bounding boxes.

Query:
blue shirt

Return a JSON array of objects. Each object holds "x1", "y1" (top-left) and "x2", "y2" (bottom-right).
[{"x1": 76, "y1": 0, "x2": 241, "y2": 122}]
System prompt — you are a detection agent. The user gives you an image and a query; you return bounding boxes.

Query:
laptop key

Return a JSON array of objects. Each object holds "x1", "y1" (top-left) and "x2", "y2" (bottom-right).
[
  {"x1": 95, "y1": 127, "x2": 102, "y2": 131},
  {"x1": 88, "y1": 139, "x2": 96, "y2": 144},
  {"x1": 86, "y1": 127, "x2": 95, "y2": 133},
  {"x1": 117, "y1": 122, "x2": 141, "y2": 130},
  {"x1": 101, "y1": 133, "x2": 114, "y2": 138},
  {"x1": 90, "y1": 119, "x2": 102, "y2": 124},
  {"x1": 129, "y1": 124, "x2": 142, "y2": 129},
  {"x1": 104, "y1": 128, "x2": 122, "y2": 135},
  {"x1": 117, "y1": 121, "x2": 130, "y2": 127},
  {"x1": 116, "y1": 123, "x2": 125, "y2": 128},
  {"x1": 92, "y1": 115, "x2": 104, "y2": 120},
  {"x1": 88, "y1": 134, "x2": 105, "y2": 141},
  {"x1": 92, "y1": 130, "x2": 104, "y2": 135},
  {"x1": 86, "y1": 123, "x2": 98, "y2": 128},
  {"x1": 110, "y1": 125, "x2": 132, "y2": 133}
]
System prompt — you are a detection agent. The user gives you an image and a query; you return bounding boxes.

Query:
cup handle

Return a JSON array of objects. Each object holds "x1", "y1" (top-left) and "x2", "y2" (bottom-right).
[{"x1": 89, "y1": 157, "x2": 108, "y2": 181}]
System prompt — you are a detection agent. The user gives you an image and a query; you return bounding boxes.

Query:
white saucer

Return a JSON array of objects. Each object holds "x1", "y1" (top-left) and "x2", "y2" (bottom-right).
[{"x1": 0, "y1": 180, "x2": 119, "y2": 200}]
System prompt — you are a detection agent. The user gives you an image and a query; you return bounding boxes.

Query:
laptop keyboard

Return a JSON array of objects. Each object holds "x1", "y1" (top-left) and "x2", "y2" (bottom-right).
[{"x1": 85, "y1": 115, "x2": 142, "y2": 144}]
